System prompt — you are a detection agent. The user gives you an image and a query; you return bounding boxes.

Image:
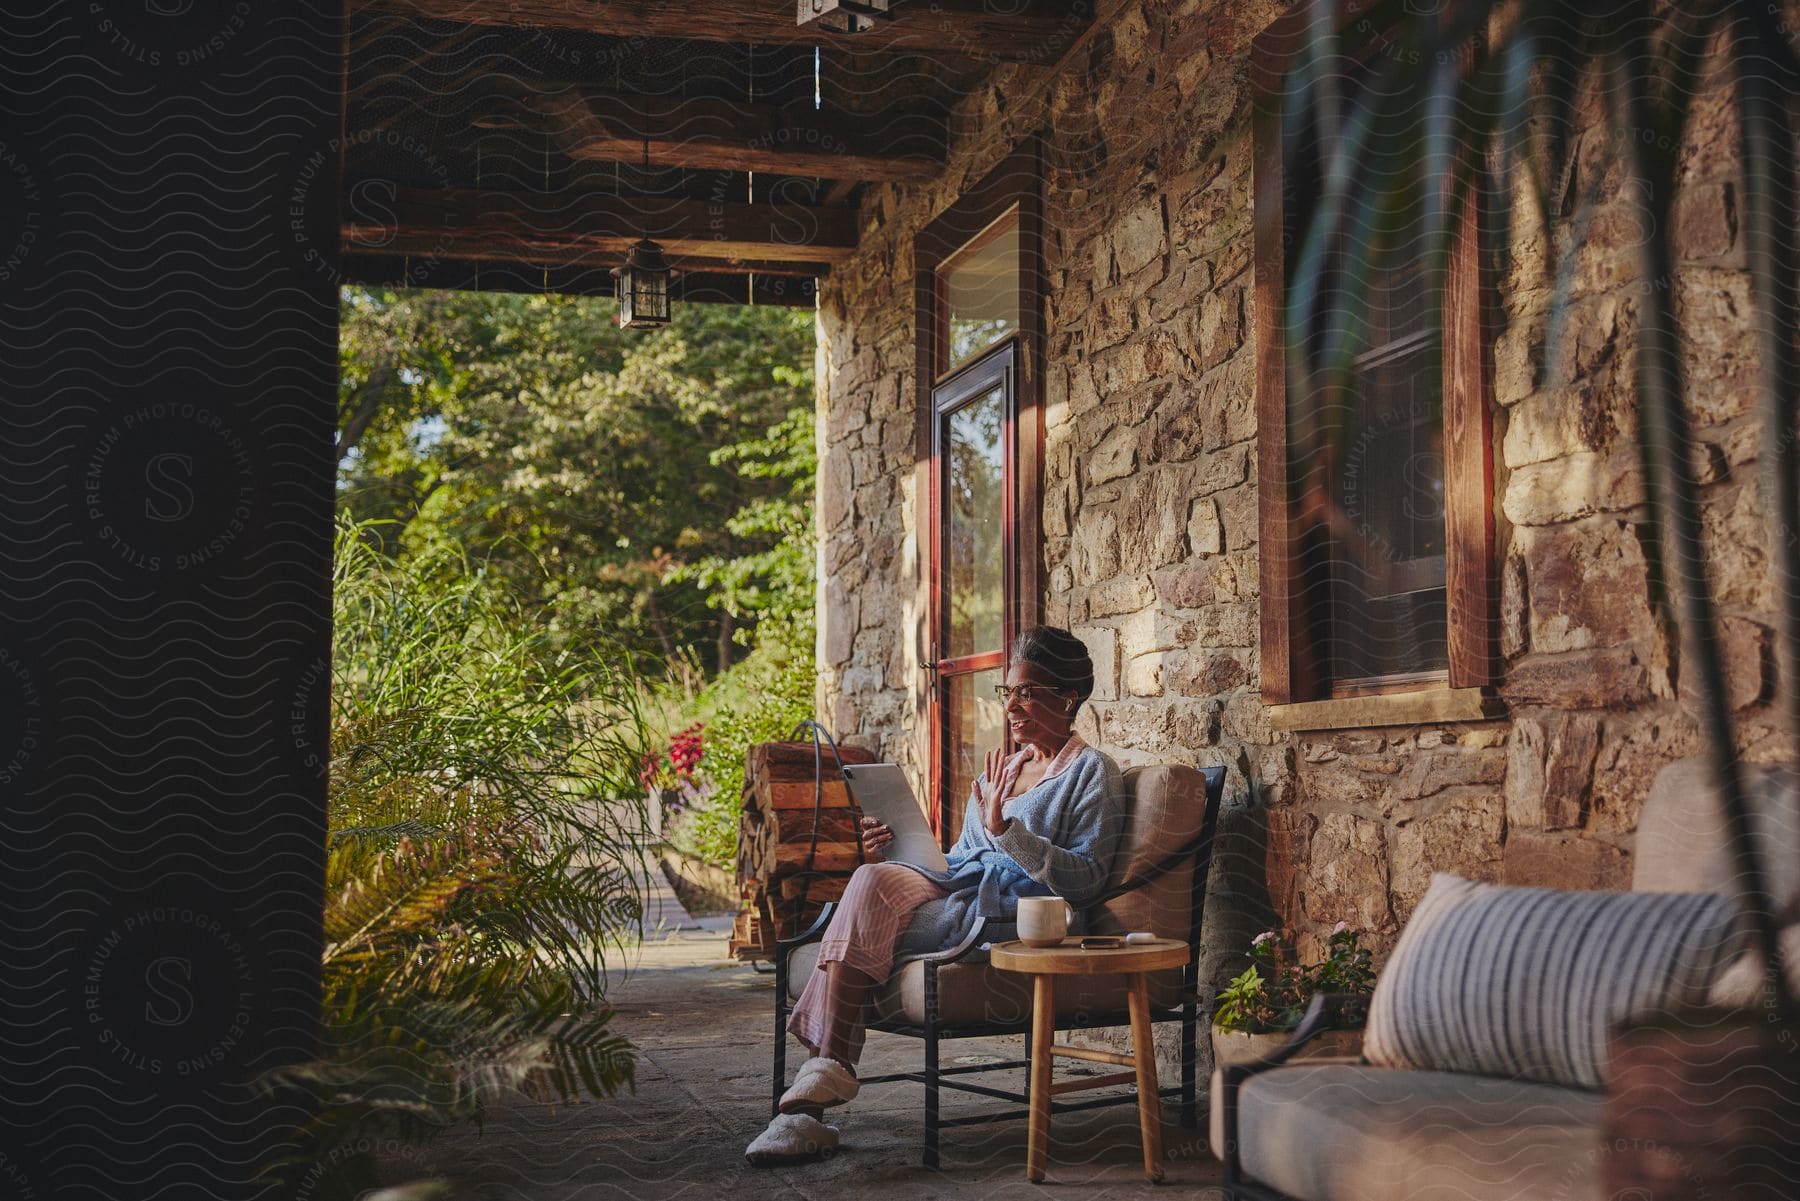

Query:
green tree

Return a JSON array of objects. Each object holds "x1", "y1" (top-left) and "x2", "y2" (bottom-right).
[{"x1": 335, "y1": 290, "x2": 816, "y2": 673}]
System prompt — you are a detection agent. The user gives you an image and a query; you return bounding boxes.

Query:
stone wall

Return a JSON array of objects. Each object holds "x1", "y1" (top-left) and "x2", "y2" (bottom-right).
[{"x1": 816, "y1": 0, "x2": 1765, "y2": 978}]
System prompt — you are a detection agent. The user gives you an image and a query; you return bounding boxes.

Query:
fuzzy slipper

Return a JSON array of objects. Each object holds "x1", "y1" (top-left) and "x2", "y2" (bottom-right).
[
  {"x1": 744, "y1": 1112, "x2": 840, "y2": 1166},
  {"x1": 777, "y1": 1056, "x2": 860, "y2": 1114}
]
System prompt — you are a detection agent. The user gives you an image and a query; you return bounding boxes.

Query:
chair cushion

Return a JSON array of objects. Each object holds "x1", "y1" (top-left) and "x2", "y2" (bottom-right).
[
  {"x1": 1217, "y1": 1062, "x2": 1605, "y2": 1201},
  {"x1": 1365, "y1": 873, "x2": 1737, "y2": 1089},
  {"x1": 785, "y1": 941, "x2": 1183, "y2": 1028},
  {"x1": 1089, "y1": 764, "x2": 1216, "y2": 937}
]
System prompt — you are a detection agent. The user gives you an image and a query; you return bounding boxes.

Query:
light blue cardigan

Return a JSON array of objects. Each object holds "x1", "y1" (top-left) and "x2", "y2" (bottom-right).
[{"x1": 894, "y1": 746, "x2": 1126, "y2": 960}]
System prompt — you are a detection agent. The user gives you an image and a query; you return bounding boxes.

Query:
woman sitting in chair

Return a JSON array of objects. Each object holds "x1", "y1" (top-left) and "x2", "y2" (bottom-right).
[{"x1": 747, "y1": 624, "x2": 1125, "y2": 1164}]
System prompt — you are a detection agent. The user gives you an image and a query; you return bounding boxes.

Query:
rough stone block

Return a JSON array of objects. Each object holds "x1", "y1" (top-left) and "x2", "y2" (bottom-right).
[
  {"x1": 1071, "y1": 507, "x2": 1121, "y2": 585},
  {"x1": 1044, "y1": 483, "x2": 1072, "y2": 540},
  {"x1": 1168, "y1": 698, "x2": 1222, "y2": 749},
  {"x1": 1089, "y1": 287, "x2": 1137, "y2": 351},
  {"x1": 1302, "y1": 813, "x2": 1392, "y2": 933},
  {"x1": 1141, "y1": 327, "x2": 1181, "y2": 379},
  {"x1": 1169, "y1": 648, "x2": 1248, "y2": 697},
  {"x1": 1069, "y1": 362, "x2": 1102, "y2": 419},
  {"x1": 1522, "y1": 519, "x2": 1657, "y2": 654},
  {"x1": 1678, "y1": 270, "x2": 1758, "y2": 426},
  {"x1": 1501, "y1": 447, "x2": 1643, "y2": 526},
  {"x1": 1506, "y1": 713, "x2": 1602, "y2": 831},
  {"x1": 1118, "y1": 466, "x2": 1194, "y2": 571},
  {"x1": 1204, "y1": 354, "x2": 1256, "y2": 450},
  {"x1": 1395, "y1": 746, "x2": 1509, "y2": 802},
  {"x1": 1500, "y1": 546, "x2": 1529, "y2": 660},
  {"x1": 1264, "y1": 808, "x2": 1316, "y2": 924},
  {"x1": 1298, "y1": 763, "x2": 1385, "y2": 807},
  {"x1": 1073, "y1": 623, "x2": 1119, "y2": 702},
  {"x1": 1086, "y1": 424, "x2": 1138, "y2": 485},
  {"x1": 1118, "y1": 607, "x2": 1189, "y2": 659},
  {"x1": 1087, "y1": 573, "x2": 1157, "y2": 618},
  {"x1": 1501, "y1": 648, "x2": 1653, "y2": 710},
  {"x1": 1217, "y1": 484, "x2": 1258, "y2": 551},
  {"x1": 1196, "y1": 602, "x2": 1255, "y2": 647},
  {"x1": 1391, "y1": 792, "x2": 1506, "y2": 916},
  {"x1": 1195, "y1": 444, "x2": 1251, "y2": 496},
  {"x1": 1198, "y1": 283, "x2": 1245, "y2": 369},
  {"x1": 1501, "y1": 384, "x2": 1617, "y2": 467},
  {"x1": 823, "y1": 588, "x2": 859, "y2": 667},
  {"x1": 1125, "y1": 651, "x2": 1166, "y2": 696},
  {"x1": 1188, "y1": 495, "x2": 1223, "y2": 555},
  {"x1": 1502, "y1": 832, "x2": 1631, "y2": 891},
  {"x1": 1677, "y1": 616, "x2": 1772, "y2": 715},
  {"x1": 1109, "y1": 196, "x2": 1168, "y2": 278},
  {"x1": 1587, "y1": 713, "x2": 1702, "y2": 836},
  {"x1": 1494, "y1": 318, "x2": 1543, "y2": 406},
  {"x1": 1220, "y1": 691, "x2": 1271, "y2": 743},
  {"x1": 1703, "y1": 484, "x2": 1773, "y2": 610},
  {"x1": 820, "y1": 454, "x2": 854, "y2": 531},
  {"x1": 1142, "y1": 396, "x2": 1207, "y2": 464},
  {"x1": 1673, "y1": 180, "x2": 1738, "y2": 261}
]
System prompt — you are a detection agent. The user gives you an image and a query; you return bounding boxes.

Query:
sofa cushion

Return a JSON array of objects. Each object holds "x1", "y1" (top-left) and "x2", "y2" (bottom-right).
[
  {"x1": 1633, "y1": 759, "x2": 1800, "y2": 897},
  {"x1": 1089, "y1": 764, "x2": 1218, "y2": 937},
  {"x1": 785, "y1": 941, "x2": 1182, "y2": 1027},
  {"x1": 1365, "y1": 874, "x2": 1737, "y2": 1089},
  {"x1": 1218, "y1": 1062, "x2": 1605, "y2": 1201}
]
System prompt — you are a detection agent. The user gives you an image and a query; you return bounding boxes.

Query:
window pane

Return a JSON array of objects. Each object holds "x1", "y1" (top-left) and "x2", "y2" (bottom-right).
[
  {"x1": 1284, "y1": 33, "x2": 1449, "y2": 693},
  {"x1": 943, "y1": 666, "x2": 1004, "y2": 842},
  {"x1": 945, "y1": 384, "x2": 1005, "y2": 659},
  {"x1": 1292, "y1": 295, "x2": 1448, "y2": 688},
  {"x1": 942, "y1": 217, "x2": 1020, "y2": 371}
]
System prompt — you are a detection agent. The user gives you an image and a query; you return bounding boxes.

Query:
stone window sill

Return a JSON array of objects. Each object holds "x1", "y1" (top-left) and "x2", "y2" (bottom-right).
[{"x1": 1266, "y1": 688, "x2": 1507, "y2": 733}]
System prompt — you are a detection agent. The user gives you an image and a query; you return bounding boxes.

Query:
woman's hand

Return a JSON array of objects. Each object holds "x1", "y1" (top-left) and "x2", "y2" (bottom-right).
[
  {"x1": 977, "y1": 746, "x2": 1010, "y2": 836},
  {"x1": 858, "y1": 815, "x2": 894, "y2": 856}
]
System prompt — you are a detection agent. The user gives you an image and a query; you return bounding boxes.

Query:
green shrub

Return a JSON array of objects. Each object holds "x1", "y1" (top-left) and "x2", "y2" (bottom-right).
[
  {"x1": 664, "y1": 615, "x2": 818, "y2": 869},
  {"x1": 264, "y1": 520, "x2": 651, "y2": 1198}
]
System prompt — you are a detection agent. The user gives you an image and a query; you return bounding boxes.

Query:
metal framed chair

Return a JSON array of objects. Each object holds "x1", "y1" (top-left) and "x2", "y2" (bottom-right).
[{"x1": 771, "y1": 763, "x2": 1227, "y2": 1168}]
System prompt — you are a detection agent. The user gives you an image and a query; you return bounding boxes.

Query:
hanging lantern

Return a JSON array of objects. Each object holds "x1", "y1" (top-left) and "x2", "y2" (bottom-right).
[
  {"x1": 797, "y1": 0, "x2": 892, "y2": 35},
  {"x1": 611, "y1": 237, "x2": 675, "y2": 329}
]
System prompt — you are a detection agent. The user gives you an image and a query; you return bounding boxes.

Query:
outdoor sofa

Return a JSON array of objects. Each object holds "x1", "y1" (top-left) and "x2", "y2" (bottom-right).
[{"x1": 1212, "y1": 756, "x2": 1797, "y2": 1201}]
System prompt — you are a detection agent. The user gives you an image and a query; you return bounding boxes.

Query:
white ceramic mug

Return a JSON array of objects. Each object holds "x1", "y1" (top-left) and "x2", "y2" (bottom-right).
[{"x1": 1017, "y1": 896, "x2": 1075, "y2": 947}]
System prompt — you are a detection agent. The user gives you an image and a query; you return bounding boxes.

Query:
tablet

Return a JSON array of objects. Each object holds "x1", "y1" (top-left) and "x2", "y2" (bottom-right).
[{"x1": 840, "y1": 763, "x2": 950, "y2": 874}]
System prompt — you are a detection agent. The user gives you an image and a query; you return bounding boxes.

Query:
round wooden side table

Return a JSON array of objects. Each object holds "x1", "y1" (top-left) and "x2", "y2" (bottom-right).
[{"x1": 990, "y1": 936, "x2": 1190, "y2": 1183}]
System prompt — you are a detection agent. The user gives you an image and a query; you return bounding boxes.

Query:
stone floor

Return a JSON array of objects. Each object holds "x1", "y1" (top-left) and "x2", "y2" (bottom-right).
[{"x1": 390, "y1": 925, "x2": 1228, "y2": 1199}]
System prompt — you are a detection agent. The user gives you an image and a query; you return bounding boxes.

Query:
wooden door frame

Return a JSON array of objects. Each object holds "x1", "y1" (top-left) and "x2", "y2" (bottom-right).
[{"x1": 913, "y1": 135, "x2": 1045, "y2": 837}]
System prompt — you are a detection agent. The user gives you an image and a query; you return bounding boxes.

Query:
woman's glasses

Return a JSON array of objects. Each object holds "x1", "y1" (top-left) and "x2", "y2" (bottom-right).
[{"x1": 992, "y1": 684, "x2": 1070, "y2": 704}]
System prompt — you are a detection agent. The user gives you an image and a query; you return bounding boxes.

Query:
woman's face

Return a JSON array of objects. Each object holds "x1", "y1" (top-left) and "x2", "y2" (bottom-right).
[{"x1": 1002, "y1": 660, "x2": 1075, "y2": 752}]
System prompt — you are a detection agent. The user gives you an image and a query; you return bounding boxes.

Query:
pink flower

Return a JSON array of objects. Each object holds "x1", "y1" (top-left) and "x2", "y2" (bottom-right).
[
  {"x1": 1251, "y1": 931, "x2": 1274, "y2": 947},
  {"x1": 1332, "y1": 920, "x2": 1349, "y2": 935}
]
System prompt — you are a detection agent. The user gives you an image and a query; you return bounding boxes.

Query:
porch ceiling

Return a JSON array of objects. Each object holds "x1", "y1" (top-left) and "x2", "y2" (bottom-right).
[{"x1": 341, "y1": 1, "x2": 1091, "y2": 303}]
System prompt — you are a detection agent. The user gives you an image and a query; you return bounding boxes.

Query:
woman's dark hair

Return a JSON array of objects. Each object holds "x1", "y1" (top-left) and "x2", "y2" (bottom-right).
[{"x1": 1010, "y1": 625, "x2": 1096, "y2": 707}]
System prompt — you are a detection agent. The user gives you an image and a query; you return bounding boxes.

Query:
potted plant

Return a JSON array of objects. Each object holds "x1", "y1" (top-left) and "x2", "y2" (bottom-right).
[{"x1": 1211, "y1": 922, "x2": 1375, "y2": 1068}]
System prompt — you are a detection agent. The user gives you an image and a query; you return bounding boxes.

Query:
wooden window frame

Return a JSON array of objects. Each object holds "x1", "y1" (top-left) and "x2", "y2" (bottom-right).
[
  {"x1": 914, "y1": 137, "x2": 1046, "y2": 838},
  {"x1": 1252, "y1": 2, "x2": 1496, "y2": 707}
]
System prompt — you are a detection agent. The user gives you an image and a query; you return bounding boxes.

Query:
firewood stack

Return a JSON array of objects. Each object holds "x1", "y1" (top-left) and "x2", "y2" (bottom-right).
[{"x1": 729, "y1": 740, "x2": 877, "y2": 963}]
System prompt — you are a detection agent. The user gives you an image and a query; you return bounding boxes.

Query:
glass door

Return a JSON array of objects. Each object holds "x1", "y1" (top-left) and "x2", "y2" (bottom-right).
[
  {"x1": 930, "y1": 347, "x2": 1015, "y2": 843},
  {"x1": 915, "y1": 147, "x2": 1042, "y2": 846}
]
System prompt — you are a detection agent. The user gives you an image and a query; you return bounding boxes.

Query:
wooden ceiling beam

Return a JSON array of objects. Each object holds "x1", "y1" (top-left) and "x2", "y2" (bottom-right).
[
  {"x1": 341, "y1": 253, "x2": 820, "y2": 304},
  {"x1": 340, "y1": 186, "x2": 853, "y2": 269},
  {"x1": 522, "y1": 87, "x2": 941, "y2": 182},
  {"x1": 354, "y1": 0, "x2": 1089, "y2": 63}
]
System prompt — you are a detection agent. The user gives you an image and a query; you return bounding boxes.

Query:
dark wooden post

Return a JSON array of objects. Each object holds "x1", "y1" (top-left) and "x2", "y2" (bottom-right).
[
  {"x1": 1604, "y1": 1013, "x2": 1800, "y2": 1198},
  {"x1": 0, "y1": 3, "x2": 340, "y2": 1195}
]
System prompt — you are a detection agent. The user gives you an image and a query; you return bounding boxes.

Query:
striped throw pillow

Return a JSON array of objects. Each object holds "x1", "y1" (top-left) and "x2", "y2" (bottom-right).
[{"x1": 1364, "y1": 873, "x2": 1739, "y2": 1089}]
